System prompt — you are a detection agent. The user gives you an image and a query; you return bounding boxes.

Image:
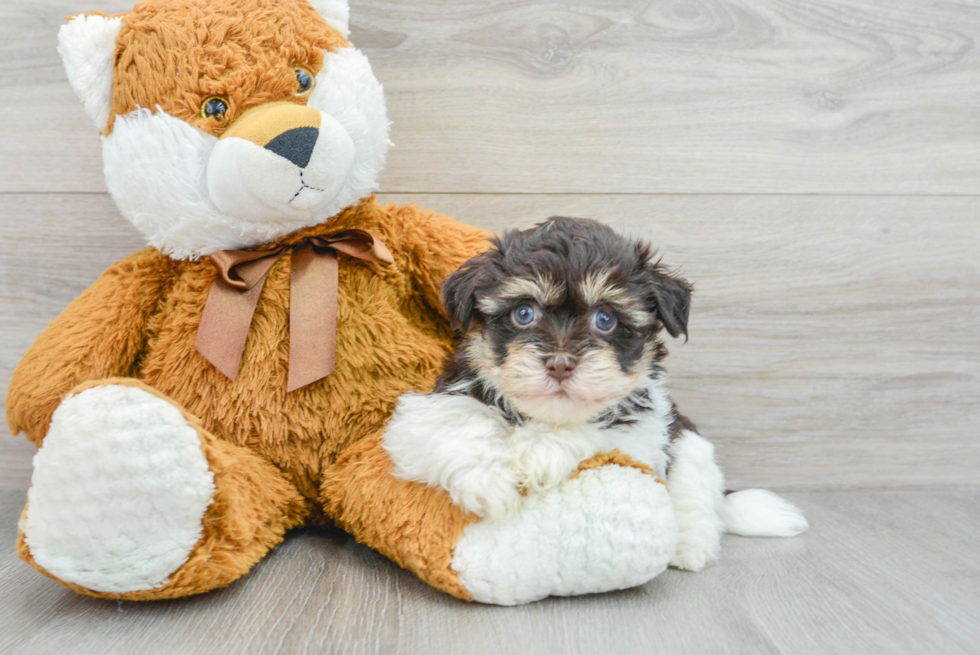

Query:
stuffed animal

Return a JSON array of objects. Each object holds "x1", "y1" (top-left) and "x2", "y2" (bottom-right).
[{"x1": 7, "y1": 0, "x2": 677, "y2": 606}]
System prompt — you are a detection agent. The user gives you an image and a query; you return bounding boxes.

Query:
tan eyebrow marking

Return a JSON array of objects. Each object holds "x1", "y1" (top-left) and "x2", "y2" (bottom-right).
[
  {"x1": 477, "y1": 276, "x2": 565, "y2": 313},
  {"x1": 579, "y1": 270, "x2": 654, "y2": 326}
]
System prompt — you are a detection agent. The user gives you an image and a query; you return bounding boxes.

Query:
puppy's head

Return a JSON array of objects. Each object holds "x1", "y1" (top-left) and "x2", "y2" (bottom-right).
[{"x1": 441, "y1": 217, "x2": 692, "y2": 426}]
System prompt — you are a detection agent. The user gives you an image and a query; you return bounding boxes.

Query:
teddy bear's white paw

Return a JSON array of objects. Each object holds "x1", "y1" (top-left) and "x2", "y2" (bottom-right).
[
  {"x1": 22, "y1": 384, "x2": 215, "y2": 593},
  {"x1": 451, "y1": 464, "x2": 677, "y2": 605}
]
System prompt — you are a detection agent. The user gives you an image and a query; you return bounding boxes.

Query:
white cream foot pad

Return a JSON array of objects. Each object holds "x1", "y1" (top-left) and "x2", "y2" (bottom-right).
[
  {"x1": 452, "y1": 465, "x2": 678, "y2": 605},
  {"x1": 22, "y1": 384, "x2": 215, "y2": 593}
]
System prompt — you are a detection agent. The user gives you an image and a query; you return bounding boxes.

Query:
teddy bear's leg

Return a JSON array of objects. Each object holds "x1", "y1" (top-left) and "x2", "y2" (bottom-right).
[
  {"x1": 321, "y1": 432, "x2": 478, "y2": 599},
  {"x1": 17, "y1": 378, "x2": 308, "y2": 600},
  {"x1": 322, "y1": 435, "x2": 677, "y2": 605}
]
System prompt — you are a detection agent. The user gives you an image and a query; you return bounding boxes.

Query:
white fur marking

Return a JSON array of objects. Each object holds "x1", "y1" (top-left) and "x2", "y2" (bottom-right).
[
  {"x1": 384, "y1": 393, "x2": 523, "y2": 519},
  {"x1": 58, "y1": 14, "x2": 123, "y2": 131},
  {"x1": 100, "y1": 47, "x2": 389, "y2": 260},
  {"x1": 206, "y1": 116, "x2": 356, "y2": 222},
  {"x1": 724, "y1": 489, "x2": 809, "y2": 537},
  {"x1": 600, "y1": 376, "x2": 674, "y2": 476},
  {"x1": 509, "y1": 422, "x2": 602, "y2": 492},
  {"x1": 667, "y1": 430, "x2": 725, "y2": 572},
  {"x1": 23, "y1": 385, "x2": 215, "y2": 593},
  {"x1": 308, "y1": 0, "x2": 351, "y2": 36}
]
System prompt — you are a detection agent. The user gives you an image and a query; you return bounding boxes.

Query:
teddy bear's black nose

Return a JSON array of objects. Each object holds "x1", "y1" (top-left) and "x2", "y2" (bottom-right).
[{"x1": 264, "y1": 127, "x2": 319, "y2": 169}]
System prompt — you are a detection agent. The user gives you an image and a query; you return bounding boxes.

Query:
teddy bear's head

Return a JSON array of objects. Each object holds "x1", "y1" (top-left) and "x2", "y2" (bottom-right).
[{"x1": 59, "y1": 0, "x2": 389, "y2": 260}]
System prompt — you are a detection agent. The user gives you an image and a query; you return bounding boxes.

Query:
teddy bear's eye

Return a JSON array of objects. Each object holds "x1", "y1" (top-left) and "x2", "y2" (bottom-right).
[
  {"x1": 201, "y1": 96, "x2": 230, "y2": 121},
  {"x1": 294, "y1": 68, "x2": 315, "y2": 95}
]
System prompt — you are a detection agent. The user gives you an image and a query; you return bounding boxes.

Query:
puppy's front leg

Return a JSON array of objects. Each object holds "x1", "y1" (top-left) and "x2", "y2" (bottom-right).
[
  {"x1": 383, "y1": 393, "x2": 523, "y2": 520},
  {"x1": 667, "y1": 428, "x2": 725, "y2": 571},
  {"x1": 510, "y1": 424, "x2": 603, "y2": 493}
]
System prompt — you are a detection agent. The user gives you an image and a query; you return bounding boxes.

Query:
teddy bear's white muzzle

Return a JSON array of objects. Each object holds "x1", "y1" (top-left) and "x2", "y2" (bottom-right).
[{"x1": 206, "y1": 104, "x2": 356, "y2": 223}]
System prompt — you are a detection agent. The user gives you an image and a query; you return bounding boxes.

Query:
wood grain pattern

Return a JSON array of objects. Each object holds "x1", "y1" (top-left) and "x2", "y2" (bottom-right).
[
  {"x1": 2, "y1": 1, "x2": 979, "y2": 648},
  {"x1": 0, "y1": 489, "x2": 977, "y2": 654},
  {"x1": 2, "y1": 192, "x2": 978, "y2": 492},
  {"x1": 1, "y1": 0, "x2": 979, "y2": 194}
]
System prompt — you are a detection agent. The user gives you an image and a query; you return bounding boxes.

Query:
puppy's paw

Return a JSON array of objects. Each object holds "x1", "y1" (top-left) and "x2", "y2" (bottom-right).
[
  {"x1": 448, "y1": 462, "x2": 524, "y2": 520},
  {"x1": 669, "y1": 539, "x2": 719, "y2": 572},
  {"x1": 510, "y1": 424, "x2": 600, "y2": 493},
  {"x1": 515, "y1": 453, "x2": 578, "y2": 493}
]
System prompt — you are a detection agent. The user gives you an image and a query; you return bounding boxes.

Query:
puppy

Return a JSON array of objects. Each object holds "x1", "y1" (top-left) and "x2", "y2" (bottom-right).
[{"x1": 383, "y1": 217, "x2": 807, "y2": 571}]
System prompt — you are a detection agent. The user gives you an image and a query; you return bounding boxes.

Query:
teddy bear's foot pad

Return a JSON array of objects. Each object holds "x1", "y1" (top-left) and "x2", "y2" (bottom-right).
[
  {"x1": 22, "y1": 384, "x2": 215, "y2": 593},
  {"x1": 451, "y1": 464, "x2": 678, "y2": 605}
]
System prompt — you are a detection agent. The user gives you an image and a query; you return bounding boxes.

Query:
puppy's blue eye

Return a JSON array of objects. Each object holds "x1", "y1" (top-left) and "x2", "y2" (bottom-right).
[
  {"x1": 592, "y1": 310, "x2": 617, "y2": 333},
  {"x1": 512, "y1": 304, "x2": 537, "y2": 327}
]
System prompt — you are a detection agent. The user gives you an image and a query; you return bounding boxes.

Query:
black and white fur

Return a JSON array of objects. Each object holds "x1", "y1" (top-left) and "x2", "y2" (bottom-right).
[{"x1": 383, "y1": 217, "x2": 807, "y2": 571}]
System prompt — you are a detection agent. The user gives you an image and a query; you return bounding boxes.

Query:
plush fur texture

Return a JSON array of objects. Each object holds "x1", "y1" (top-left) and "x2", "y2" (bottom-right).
[
  {"x1": 58, "y1": 13, "x2": 123, "y2": 131},
  {"x1": 108, "y1": 0, "x2": 348, "y2": 136},
  {"x1": 452, "y1": 459, "x2": 677, "y2": 606},
  {"x1": 9, "y1": 0, "x2": 721, "y2": 605},
  {"x1": 23, "y1": 383, "x2": 216, "y2": 593},
  {"x1": 91, "y1": 0, "x2": 390, "y2": 259},
  {"x1": 384, "y1": 218, "x2": 808, "y2": 575},
  {"x1": 9, "y1": 197, "x2": 493, "y2": 600},
  {"x1": 307, "y1": 0, "x2": 351, "y2": 36}
]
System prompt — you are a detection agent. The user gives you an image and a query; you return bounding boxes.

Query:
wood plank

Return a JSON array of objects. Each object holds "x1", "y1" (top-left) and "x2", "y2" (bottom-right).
[
  {"x1": 0, "y1": 489, "x2": 977, "y2": 654},
  {"x1": 1, "y1": 0, "x2": 979, "y2": 194},
  {"x1": 2, "y1": 192, "x2": 977, "y2": 492}
]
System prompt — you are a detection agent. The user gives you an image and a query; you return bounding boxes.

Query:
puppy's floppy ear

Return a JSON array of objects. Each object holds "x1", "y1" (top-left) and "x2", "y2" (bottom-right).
[
  {"x1": 440, "y1": 246, "x2": 499, "y2": 334},
  {"x1": 653, "y1": 272, "x2": 693, "y2": 339},
  {"x1": 641, "y1": 248, "x2": 693, "y2": 339}
]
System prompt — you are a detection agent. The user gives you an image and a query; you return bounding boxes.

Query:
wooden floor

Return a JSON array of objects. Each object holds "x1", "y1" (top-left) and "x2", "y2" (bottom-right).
[
  {"x1": 1, "y1": 489, "x2": 978, "y2": 655},
  {"x1": 1, "y1": 0, "x2": 979, "y2": 653}
]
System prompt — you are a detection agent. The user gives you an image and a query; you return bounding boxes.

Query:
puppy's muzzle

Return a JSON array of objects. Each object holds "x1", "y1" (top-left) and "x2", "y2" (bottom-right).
[{"x1": 545, "y1": 354, "x2": 577, "y2": 382}]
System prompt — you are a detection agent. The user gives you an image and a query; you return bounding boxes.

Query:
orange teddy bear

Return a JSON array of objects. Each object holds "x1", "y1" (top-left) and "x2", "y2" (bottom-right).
[{"x1": 7, "y1": 0, "x2": 676, "y2": 605}]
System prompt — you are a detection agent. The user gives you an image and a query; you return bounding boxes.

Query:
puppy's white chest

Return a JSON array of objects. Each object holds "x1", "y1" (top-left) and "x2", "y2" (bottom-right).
[{"x1": 602, "y1": 415, "x2": 672, "y2": 480}]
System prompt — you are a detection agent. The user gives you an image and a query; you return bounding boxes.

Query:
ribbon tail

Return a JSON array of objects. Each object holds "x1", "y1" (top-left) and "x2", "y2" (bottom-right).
[
  {"x1": 287, "y1": 245, "x2": 339, "y2": 392},
  {"x1": 196, "y1": 275, "x2": 268, "y2": 381}
]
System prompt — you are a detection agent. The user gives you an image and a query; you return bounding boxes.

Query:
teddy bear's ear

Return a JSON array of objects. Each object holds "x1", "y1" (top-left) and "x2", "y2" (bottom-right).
[
  {"x1": 58, "y1": 13, "x2": 123, "y2": 132},
  {"x1": 307, "y1": 0, "x2": 350, "y2": 37}
]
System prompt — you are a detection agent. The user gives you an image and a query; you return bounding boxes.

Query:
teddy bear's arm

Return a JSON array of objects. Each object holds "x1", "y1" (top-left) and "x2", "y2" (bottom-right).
[
  {"x1": 383, "y1": 203, "x2": 494, "y2": 317},
  {"x1": 6, "y1": 248, "x2": 175, "y2": 445}
]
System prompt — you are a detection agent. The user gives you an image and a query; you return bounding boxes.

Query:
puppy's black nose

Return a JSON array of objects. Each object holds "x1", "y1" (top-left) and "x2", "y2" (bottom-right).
[
  {"x1": 545, "y1": 355, "x2": 577, "y2": 382},
  {"x1": 264, "y1": 127, "x2": 319, "y2": 168}
]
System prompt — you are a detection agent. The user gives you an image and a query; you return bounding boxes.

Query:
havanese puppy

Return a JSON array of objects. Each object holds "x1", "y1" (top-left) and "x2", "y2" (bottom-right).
[{"x1": 383, "y1": 217, "x2": 807, "y2": 571}]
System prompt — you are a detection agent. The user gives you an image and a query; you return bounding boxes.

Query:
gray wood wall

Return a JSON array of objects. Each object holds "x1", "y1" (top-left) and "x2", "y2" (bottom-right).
[{"x1": 2, "y1": 0, "x2": 978, "y2": 492}]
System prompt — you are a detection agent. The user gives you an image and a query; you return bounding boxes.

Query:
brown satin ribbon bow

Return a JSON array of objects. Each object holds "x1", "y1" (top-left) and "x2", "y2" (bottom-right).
[{"x1": 195, "y1": 230, "x2": 394, "y2": 392}]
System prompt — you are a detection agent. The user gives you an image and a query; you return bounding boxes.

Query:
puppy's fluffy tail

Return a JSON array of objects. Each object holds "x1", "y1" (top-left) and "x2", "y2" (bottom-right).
[{"x1": 723, "y1": 489, "x2": 809, "y2": 537}]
